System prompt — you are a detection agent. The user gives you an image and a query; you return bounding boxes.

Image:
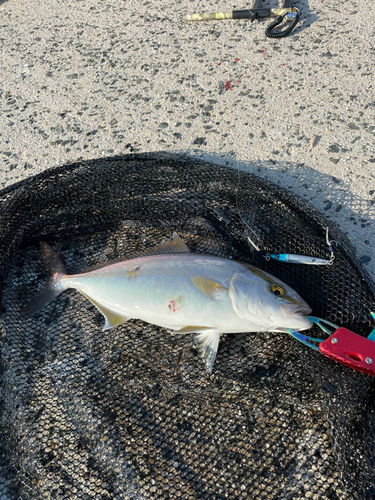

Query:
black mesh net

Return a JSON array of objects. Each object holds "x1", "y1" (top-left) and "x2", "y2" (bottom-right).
[{"x1": 0, "y1": 153, "x2": 374, "y2": 500}]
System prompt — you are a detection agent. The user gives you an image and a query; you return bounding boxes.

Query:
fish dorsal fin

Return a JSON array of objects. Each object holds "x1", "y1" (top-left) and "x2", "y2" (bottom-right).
[
  {"x1": 81, "y1": 292, "x2": 131, "y2": 330},
  {"x1": 81, "y1": 233, "x2": 190, "y2": 274},
  {"x1": 144, "y1": 232, "x2": 190, "y2": 256},
  {"x1": 191, "y1": 276, "x2": 227, "y2": 299}
]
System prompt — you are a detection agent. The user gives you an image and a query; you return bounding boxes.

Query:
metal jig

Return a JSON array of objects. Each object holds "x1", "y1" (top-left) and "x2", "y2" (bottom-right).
[
  {"x1": 246, "y1": 227, "x2": 335, "y2": 266},
  {"x1": 236, "y1": 164, "x2": 335, "y2": 266},
  {"x1": 268, "y1": 228, "x2": 335, "y2": 265}
]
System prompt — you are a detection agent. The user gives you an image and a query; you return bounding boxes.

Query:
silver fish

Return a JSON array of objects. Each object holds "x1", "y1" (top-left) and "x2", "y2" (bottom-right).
[{"x1": 21, "y1": 233, "x2": 312, "y2": 373}]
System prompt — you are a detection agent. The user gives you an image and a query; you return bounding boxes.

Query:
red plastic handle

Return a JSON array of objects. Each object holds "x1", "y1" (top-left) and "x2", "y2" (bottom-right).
[{"x1": 319, "y1": 327, "x2": 375, "y2": 376}]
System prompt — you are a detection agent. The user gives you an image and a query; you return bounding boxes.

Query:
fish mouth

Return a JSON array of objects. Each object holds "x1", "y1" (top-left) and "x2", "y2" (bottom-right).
[{"x1": 280, "y1": 302, "x2": 312, "y2": 318}]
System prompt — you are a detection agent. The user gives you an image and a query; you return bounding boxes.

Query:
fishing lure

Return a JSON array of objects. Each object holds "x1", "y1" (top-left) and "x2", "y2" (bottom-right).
[
  {"x1": 235, "y1": 166, "x2": 335, "y2": 266},
  {"x1": 267, "y1": 227, "x2": 335, "y2": 265},
  {"x1": 269, "y1": 254, "x2": 331, "y2": 265},
  {"x1": 246, "y1": 227, "x2": 335, "y2": 266}
]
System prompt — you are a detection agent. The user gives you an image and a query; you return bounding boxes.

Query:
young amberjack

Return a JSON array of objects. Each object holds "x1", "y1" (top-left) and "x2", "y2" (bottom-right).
[{"x1": 22, "y1": 233, "x2": 312, "y2": 373}]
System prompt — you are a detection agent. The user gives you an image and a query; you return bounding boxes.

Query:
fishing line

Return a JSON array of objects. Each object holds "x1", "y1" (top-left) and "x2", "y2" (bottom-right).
[
  {"x1": 235, "y1": 164, "x2": 335, "y2": 265},
  {"x1": 235, "y1": 164, "x2": 265, "y2": 254}
]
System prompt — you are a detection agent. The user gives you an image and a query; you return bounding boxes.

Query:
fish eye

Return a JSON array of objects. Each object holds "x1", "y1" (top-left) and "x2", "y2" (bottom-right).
[{"x1": 271, "y1": 284, "x2": 284, "y2": 297}]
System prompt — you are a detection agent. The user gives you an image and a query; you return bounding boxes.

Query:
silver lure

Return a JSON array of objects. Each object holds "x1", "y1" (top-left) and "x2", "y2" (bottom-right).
[
  {"x1": 246, "y1": 226, "x2": 335, "y2": 266},
  {"x1": 268, "y1": 253, "x2": 331, "y2": 265}
]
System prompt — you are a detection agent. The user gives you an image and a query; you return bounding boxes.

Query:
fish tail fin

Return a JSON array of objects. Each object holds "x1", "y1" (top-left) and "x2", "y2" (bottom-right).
[{"x1": 20, "y1": 242, "x2": 68, "y2": 318}]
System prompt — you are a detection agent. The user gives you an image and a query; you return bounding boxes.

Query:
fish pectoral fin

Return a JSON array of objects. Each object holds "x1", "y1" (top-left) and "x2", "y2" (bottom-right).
[
  {"x1": 81, "y1": 293, "x2": 131, "y2": 331},
  {"x1": 172, "y1": 326, "x2": 212, "y2": 335},
  {"x1": 191, "y1": 276, "x2": 227, "y2": 299},
  {"x1": 194, "y1": 330, "x2": 221, "y2": 374}
]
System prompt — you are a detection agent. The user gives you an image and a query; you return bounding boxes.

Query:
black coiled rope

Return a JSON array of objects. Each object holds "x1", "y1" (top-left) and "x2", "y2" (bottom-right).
[{"x1": 265, "y1": 7, "x2": 300, "y2": 38}]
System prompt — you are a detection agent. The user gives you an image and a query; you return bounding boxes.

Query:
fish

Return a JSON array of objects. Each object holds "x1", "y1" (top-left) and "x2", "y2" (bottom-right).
[{"x1": 21, "y1": 233, "x2": 313, "y2": 373}]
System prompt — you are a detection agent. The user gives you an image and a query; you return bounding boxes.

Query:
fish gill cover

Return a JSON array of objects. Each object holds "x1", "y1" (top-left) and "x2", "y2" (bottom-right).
[{"x1": 0, "y1": 152, "x2": 374, "y2": 499}]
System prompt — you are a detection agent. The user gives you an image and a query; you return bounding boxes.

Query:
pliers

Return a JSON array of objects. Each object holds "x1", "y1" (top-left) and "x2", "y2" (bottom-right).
[{"x1": 287, "y1": 313, "x2": 375, "y2": 376}]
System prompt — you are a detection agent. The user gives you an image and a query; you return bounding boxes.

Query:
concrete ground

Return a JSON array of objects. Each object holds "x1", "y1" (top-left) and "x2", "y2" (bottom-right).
[{"x1": 0, "y1": 0, "x2": 374, "y2": 280}]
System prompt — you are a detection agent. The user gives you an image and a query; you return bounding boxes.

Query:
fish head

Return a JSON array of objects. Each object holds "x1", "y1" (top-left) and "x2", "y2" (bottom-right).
[
  {"x1": 269, "y1": 279, "x2": 313, "y2": 332},
  {"x1": 229, "y1": 266, "x2": 313, "y2": 332}
]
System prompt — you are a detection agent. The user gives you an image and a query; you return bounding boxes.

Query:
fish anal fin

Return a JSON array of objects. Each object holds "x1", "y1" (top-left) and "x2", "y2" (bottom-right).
[
  {"x1": 191, "y1": 276, "x2": 227, "y2": 299},
  {"x1": 81, "y1": 293, "x2": 130, "y2": 330},
  {"x1": 194, "y1": 330, "x2": 221, "y2": 374}
]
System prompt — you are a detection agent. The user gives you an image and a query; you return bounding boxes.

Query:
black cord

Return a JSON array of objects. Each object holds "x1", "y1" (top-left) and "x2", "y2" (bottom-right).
[{"x1": 265, "y1": 8, "x2": 300, "y2": 38}]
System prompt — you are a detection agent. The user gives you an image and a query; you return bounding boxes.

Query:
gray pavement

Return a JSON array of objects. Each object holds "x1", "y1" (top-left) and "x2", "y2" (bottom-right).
[{"x1": 1, "y1": 0, "x2": 374, "y2": 279}]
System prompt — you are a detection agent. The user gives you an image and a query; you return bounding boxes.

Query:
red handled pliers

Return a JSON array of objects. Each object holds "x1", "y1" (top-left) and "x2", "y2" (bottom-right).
[{"x1": 288, "y1": 313, "x2": 375, "y2": 376}]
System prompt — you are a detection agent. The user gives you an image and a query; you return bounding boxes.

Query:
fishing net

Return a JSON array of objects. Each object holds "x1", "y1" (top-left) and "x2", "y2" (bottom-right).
[{"x1": 0, "y1": 152, "x2": 374, "y2": 500}]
